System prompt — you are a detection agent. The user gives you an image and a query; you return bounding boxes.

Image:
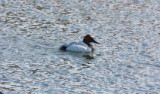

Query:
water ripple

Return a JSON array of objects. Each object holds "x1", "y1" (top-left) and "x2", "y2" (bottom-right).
[{"x1": 0, "y1": 0, "x2": 160, "y2": 94}]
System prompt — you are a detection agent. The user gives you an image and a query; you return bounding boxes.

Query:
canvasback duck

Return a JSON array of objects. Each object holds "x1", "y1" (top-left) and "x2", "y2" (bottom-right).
[{"x1": 59, "y1": 34, "x2": 99, "y2": 52}]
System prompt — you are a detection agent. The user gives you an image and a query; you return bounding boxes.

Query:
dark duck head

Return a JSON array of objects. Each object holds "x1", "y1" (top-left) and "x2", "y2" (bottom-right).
[{"x1": 83, "y1": 34, "x2": 99, "y2": 51}]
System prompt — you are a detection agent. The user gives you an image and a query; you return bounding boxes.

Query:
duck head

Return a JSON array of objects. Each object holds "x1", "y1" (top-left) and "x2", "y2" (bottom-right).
[{"x1": 83, "y1": 34, "x2": 99, "y2": 46}]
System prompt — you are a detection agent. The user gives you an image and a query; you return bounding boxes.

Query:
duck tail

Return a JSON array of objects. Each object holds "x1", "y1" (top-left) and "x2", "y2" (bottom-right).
[{"x1": 59, "y1": 45, "x2": 67, "y2": 51}]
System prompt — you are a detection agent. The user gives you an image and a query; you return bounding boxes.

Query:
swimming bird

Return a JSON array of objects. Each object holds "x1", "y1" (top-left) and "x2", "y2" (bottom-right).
[{"x1": 59, "y1": 34, "x2": 99, "y2": 52}]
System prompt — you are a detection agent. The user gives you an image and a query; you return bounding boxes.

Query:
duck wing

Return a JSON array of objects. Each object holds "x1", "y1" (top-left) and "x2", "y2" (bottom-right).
[{"x1": 66, "y1": 42, "x2": 91, "y2": 52}]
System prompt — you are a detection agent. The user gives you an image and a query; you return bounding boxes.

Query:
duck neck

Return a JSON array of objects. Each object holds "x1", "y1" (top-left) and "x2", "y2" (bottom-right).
[
  {"x1": 83, "y1": 40, "x2": 89, "y2": 46},
  {"x1": 83, "y1": 40, "x2": 92, "y2": 48}
]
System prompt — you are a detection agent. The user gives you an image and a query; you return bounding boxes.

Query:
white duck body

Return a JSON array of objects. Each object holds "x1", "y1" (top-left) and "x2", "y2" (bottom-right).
[{"x1": 65, "y1": 41, "x2": 91, "y2": 52}]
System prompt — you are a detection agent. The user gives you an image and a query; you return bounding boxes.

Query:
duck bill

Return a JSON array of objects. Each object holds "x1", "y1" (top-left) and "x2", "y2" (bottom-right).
[{"x1": 93, "y1": 39, "x2": 100, "y2": 44}]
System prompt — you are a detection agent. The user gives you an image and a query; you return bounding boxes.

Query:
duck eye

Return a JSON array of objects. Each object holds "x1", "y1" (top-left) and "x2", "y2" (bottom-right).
[{"x1": 90, "y1": 38, "x2": 94, "y2": 41}]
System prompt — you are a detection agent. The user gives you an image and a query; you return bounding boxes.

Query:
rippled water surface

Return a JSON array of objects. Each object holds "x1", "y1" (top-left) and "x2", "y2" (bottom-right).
[{"x1": 0, "y1": 0, "x2": 160, "y2": 94}]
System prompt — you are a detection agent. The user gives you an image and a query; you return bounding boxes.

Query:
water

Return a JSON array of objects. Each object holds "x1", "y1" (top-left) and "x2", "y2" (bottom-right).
[{"x1": 0, "y1": 0, "x2": 160, "y2": 94}]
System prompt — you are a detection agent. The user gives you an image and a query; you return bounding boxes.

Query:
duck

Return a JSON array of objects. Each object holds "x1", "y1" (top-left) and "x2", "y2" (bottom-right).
[{"x1": 59, "y1": 34, "x2": 99, "y2": 52}]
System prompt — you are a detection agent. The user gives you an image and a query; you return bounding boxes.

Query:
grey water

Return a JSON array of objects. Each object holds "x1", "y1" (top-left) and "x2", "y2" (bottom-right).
[{"x1": 0, "y1": 0, "x2": 160, "y2": 94}]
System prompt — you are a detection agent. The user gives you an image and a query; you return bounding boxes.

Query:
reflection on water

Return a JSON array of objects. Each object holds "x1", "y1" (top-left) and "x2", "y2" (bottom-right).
[
  {"x1": 0, "y1": 0, "x2": 160, "y2": 94},
  {"x1": 63, "y1": 51, "x2": 95, "y2": 60}
]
